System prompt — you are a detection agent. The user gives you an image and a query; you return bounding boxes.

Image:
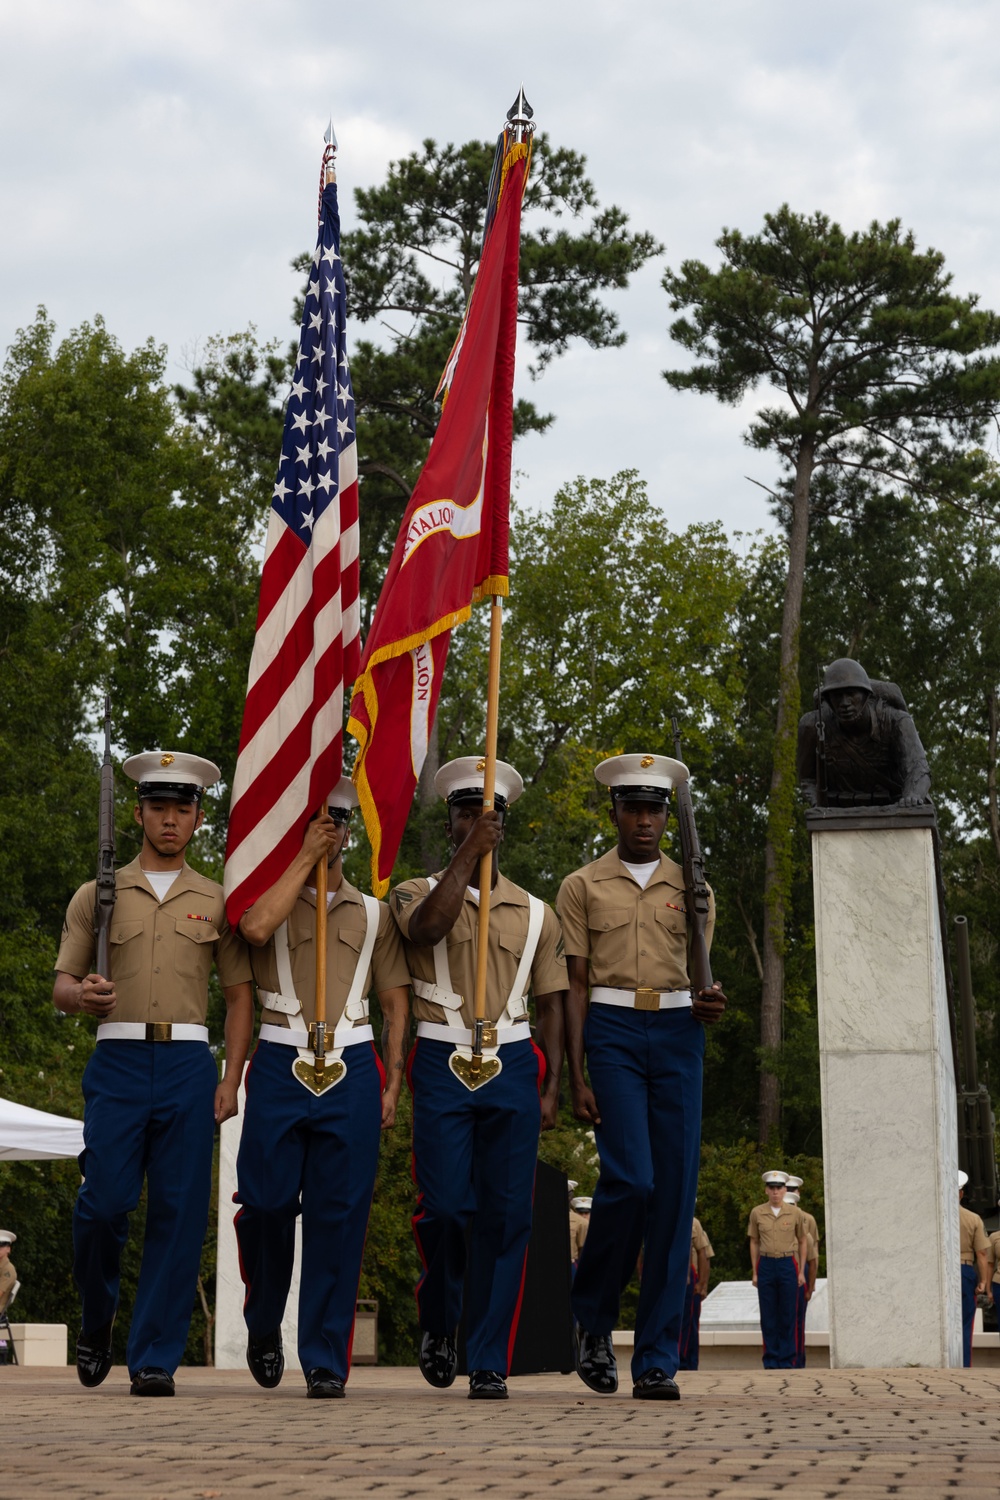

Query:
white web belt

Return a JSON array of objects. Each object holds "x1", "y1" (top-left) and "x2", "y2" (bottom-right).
[
  {"x1": 96, "y1": 1022, "x2": 209, "y2": 1043},
  {"x1": 259, "y1": 1022, "x2": 374, "y2": 1050},
  {"x1": 590, "y1": 986, "x2": 691, "y2": 1011},
  {"x1": 415, "y1": 1020, "x2": 530, "y2": 1052}
]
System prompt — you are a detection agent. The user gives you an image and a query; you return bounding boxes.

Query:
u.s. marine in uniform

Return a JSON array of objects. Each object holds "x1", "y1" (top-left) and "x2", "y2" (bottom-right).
[
  {"x1": 785, "y1": 1176, "x2": 819, "y2": 1368},
  {"x1": 0, "y1": 1230, "x2": 17, "y2": 1318},
  {"x1": 958, "y1": 1169, "x2": 989, "y2": 1367},
  {"x1": 987, "y1": 1209, "x2": 1000, "y2": 1326},
  {"x1": 678, "y1": 1215, "x2": 714, "y2": 1371},
  {"x1": 569, "y1": 1197, "x2": 592, "y2": 1271},
  {"x1": 391, "y1": 757, "x2": 566, "y2": 1400},
  {"x1": 749, "y1": 1170, "x2": 808, "y2": 1368},
  {"x1": 558, "y1": 753, "x2": 726, "y2": 1400},
  {"x1": 234, "y1": 778, "x2": 410, "y2": 1398},
  {"x1": 53, "y1": 752, "x2": 254, "y2": 1396}
]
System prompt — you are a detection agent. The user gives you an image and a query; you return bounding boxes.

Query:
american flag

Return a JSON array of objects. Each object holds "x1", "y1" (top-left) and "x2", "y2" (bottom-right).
[{"x1": 224, "y1": 174, "x2": 360, "y2": 928}]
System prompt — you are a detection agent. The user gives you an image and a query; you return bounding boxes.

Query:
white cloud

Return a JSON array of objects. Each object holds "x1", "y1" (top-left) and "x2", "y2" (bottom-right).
[{"x1": 3, "y1": 0, "x2": 1000, "y2": 541}]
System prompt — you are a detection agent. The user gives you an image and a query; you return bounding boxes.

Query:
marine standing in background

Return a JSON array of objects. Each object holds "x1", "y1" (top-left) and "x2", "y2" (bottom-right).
[
  {"x1": 53, "y1": 753, "x2": 254, "y2": 1396},
  {"x1": 749, "y1": 1171, "x2": 808, "y2": 1369},
  {"x1": 559, "y1": 753, "x2": 726, "y2": 1401},
  {"x1": 678, "y1": 1216, "x2": 714, "y2": 1371},
  {"x1": 0, "y1": 1231, "x2": 17, "y2": 1315},
  {"x1": 391, "y1": 757, "x2": 566, "y2": 1400},
  {"x1": 234, "y1": 779, "x2": 410, "y2": 1399},
  {"x1": 958, "y1": 1170, "x2": 989, "y2": 1367},
  {"x1": 987, "y1": 1205, "x2": 1000, "y2": 1325},
  {"x1": 569, "y1": 1197, "x2": 592, "y2": 1273},
  {"x1": 785, "y1": 1177, "x2": 819, "y2": 1368}
]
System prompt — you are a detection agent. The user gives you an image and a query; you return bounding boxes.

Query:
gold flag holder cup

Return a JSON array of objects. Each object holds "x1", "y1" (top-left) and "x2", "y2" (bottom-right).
[
  {"x1": 292, "y1": 1051, "x2": 346, "y2": 1095},
  {"x1": 448, "y1": 1047, "x2": 502, "y2": 1091},
  {"x1": 292, "y1": 1020, "x2": 346, "y2": 1095}
]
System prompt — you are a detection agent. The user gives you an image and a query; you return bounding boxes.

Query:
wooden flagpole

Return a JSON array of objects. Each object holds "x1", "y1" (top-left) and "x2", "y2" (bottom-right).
[
  {"x1": 312, "y1": 816, "x2": 329, "y2": 1084},
  {"x1": 469, "y1": 596, "x2": 504, "y2": 1077},
  {"x1": 311, "y1": 119, "x2": 339, "y2": 1089},
  {"x1": 467, "y1": 90, "x2": 532, "y2": 1079}
]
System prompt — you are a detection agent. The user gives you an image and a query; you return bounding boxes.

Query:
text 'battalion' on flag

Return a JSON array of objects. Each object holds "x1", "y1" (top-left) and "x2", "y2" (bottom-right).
[
  {"x1": 224, "y1": 167, "x2": 360, "y2": 929},
  {"x1": 348, "y1": 124, "x2": 532, "y2": 897}
]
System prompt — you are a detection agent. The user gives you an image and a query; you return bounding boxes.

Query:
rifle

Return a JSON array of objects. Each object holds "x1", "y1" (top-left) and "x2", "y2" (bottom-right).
[
  {"x1": 93, "y1": 695, "x2": 116, "y2": 980},
  {"x1": 670, "y1": 717, "x2": 714, "y2": 998}
]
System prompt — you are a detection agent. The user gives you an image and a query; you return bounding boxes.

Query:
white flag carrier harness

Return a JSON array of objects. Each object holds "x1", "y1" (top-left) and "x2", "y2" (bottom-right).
[
  {"x1": 257, "y1": 893, "x2": 380, "y2": 1084},
  {"x1": 410, "y1": 879, "x2": 545, "y2": 1072}
]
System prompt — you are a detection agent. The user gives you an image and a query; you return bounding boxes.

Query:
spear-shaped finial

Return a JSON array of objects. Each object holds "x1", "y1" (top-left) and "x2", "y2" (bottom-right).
[
  {"x1": 324, "y1": 117, "x2": 338, "y2": 184},
  {"x1": 319, "y1": 116, "x2": 338, "y2": 216},
  {"x1": 506, "y1": 85, "x2": 534, "y2": 143}
]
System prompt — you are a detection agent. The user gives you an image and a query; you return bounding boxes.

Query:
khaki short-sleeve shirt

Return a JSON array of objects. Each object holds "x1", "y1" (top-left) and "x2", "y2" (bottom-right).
[
  {"x1": 691, "y1": 1216, "x2": 715, "y2": 1270},
  {"x1": 0, "y1": 1259, "x2": 16, "y2": 1314},
  {"x1": 569, "y1": 1210, "x2": 589, "y2": 1260},
  {"x1": 556, "y1": 848, "x2": 715, "y2": 990},
  {"x1": 55, "y1": 857, "x2": 251, "y2": 1025},
  {"x1": 800, "y1": 1208, "x2": 820, "y2": 1263},
  {"x1": 988, "y1": 1229, "x2": 1000, "y2": 1283},
  {"x1": 390, "y1": 872, "x2": 567, "y2": 1029},
  {"x1": 251, "y1": 880, "x2": 409, "y2": 1031},
  {"x1": 959, "y1": 1204, "x2": 989, "y2": 1262},
  {"x1": 748, "y1": 1201, "x2": 805, "y2": 1256}
]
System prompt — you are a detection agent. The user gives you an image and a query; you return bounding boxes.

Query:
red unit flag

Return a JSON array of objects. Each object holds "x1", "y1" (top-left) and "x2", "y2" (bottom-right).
[{"x1": 349, "y1": 128, "x2": 530, "y2": 895}]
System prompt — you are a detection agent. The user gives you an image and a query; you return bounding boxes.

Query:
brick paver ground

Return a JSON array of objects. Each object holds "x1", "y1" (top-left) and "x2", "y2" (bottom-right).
[{"x1": 3, "y1": 1365, "x2": 999, "y2": 1498}]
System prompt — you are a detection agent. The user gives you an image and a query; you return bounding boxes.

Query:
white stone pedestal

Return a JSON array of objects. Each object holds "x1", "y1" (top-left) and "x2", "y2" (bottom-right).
[
  {"x1": 8, "y1": 1323, "x2": 68, "y2": 1366},
  {"x1": 812, "y1": 819, "x2": 962, "y2": 1368},
  {"x1": 215, "y1": 1065, "x2": 304, "y2": 1371}
]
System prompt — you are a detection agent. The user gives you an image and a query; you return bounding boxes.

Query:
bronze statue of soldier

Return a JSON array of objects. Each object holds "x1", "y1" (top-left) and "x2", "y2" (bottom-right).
[{"x1": 797, "y1": 658, "x2": 931, "y2": 809}]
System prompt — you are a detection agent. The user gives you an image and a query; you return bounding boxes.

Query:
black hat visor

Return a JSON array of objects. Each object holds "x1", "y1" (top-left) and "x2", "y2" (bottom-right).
[{"x1": 137, "y1": 781, "x2": 204, "y2": 803}]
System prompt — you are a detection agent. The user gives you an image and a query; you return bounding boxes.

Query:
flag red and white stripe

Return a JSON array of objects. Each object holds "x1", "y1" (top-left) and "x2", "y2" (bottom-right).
[{"x1": 224, "y1": 175, "x2": 360, "y2": 928}]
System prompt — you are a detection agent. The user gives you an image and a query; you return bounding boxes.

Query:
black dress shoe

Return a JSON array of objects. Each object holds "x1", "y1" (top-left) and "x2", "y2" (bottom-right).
[
  {"x1": 418, "y1": 1330, "x2": 458, "y2": 1389},
  {"x1": 574, "y1": 1320, "x2": 618, "y2": 1394},
  {"x1": 306, "y1": 1367, "x2": 345, "y2": 1398},
  {"x1": 76, "y1": 1321, "x2": 115, "y2": 1388},
  {"x1": 247, "y1": 1327, "x2": 284, "y2": 1389},
  {"x1": 468, "y1": 1369, "x2": 508, "y2": 1399},
  {"x1": 632, "y1": 1367, "x2": 680, "y2": 1400},
  {"x1": 130, "y1": 1367, "x2": 175, "y2": 1397}
]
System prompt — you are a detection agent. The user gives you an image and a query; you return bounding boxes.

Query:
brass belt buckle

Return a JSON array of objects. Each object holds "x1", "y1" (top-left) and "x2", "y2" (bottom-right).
[
  {"x1": 145, "y1": 1022, "x2": 172, "y2": 1042},
  {"x1": 633, "y1": 987, "x2": 660, "y2": 1012},
  {"x1": 480, "y1": 1025, "x2": 498, "y2": 1049}
]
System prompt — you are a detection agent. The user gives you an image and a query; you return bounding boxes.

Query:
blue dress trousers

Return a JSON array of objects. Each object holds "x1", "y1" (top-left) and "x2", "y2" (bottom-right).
[
  {"x1": 234, "y1": 1037, "x2": 384, "y2": 1380},
  {"x1": 73, "y1": 1039, "x2": 217, "y2": 1376},
  {"x1": 409, "y1": 1035, "x2": 542, "y2": 1375},
  {"x1": 571, "y1": 1004, "x2": 705, "y2": 1382}
]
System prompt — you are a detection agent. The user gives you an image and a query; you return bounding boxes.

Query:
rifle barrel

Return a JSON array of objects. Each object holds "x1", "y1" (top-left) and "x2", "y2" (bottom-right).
[
  {"x1": 670, "y1": 715, "x2": 713, "y2": 997},
  {"x1": 94, "y1": 696, "x2": 116, "y2": 979}
]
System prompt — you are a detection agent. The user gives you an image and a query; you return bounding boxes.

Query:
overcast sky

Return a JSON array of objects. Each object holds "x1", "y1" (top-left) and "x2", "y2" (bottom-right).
[{"x1": 4, "y1": 1, "x2": 1000, "y2": 539}]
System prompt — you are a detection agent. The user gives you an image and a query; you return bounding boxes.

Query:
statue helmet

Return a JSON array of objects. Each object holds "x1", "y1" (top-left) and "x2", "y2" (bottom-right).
[{"x1": 821, "y1": 658, "x2": 873, "y2": 698}]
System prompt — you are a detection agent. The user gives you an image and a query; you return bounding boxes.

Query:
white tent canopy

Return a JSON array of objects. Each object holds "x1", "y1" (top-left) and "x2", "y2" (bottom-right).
[{"x1": 0, "y1": 1096, "x2": 84, "y2": 1161}]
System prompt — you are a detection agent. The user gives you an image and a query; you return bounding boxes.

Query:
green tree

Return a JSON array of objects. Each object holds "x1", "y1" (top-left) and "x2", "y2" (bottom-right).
[
  {"x1": 0, "y1": 309, "x2": 255, "y2": 1354},
  {"x1": 663, "y1": 207, "x2": 1000, "y2": 1142},
  {"x1": 0, "y1": 309, "x2": 262, "y2": 853}
]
